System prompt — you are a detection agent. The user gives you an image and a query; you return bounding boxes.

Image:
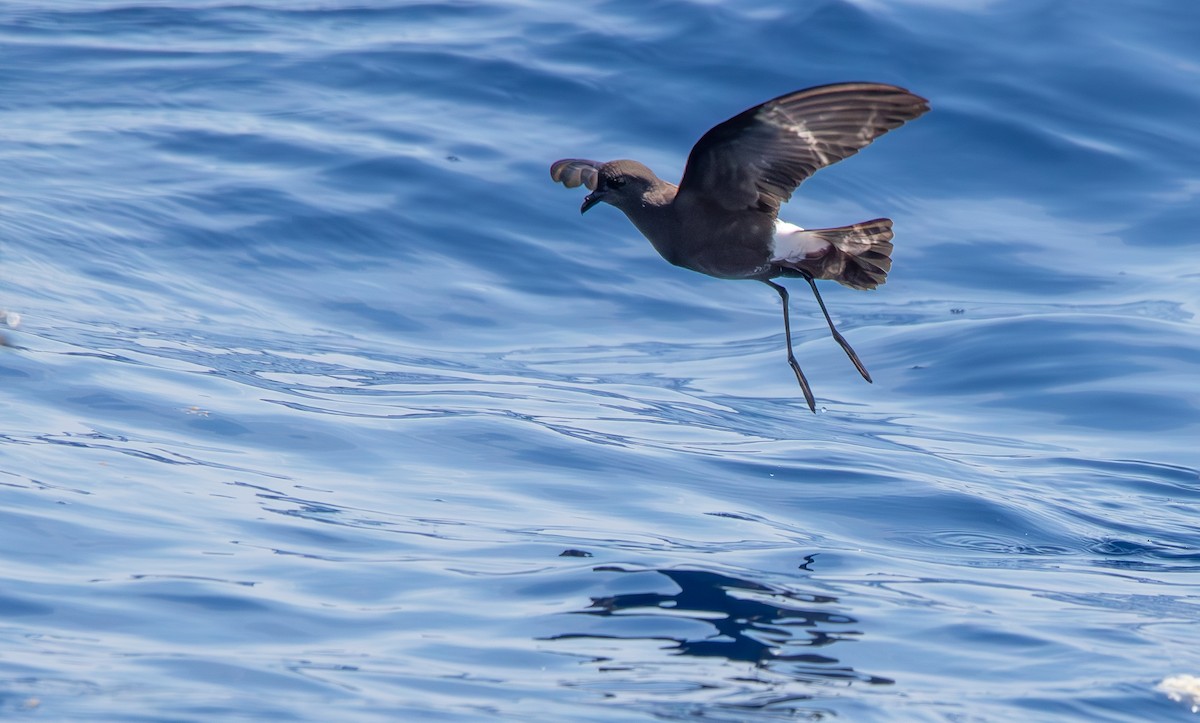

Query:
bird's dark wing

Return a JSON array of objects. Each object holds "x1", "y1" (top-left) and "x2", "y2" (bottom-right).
[
  {"x1": 677, "y1": 83, "x2": 929, "y2": 213},
  {"x1": 550, "y1": 158, "x2": 602, "y2": 191}
]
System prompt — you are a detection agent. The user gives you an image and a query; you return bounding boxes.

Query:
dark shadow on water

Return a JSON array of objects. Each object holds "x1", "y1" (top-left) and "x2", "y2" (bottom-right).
[{"x1": 545, "y1": 565, "x2": 893, "y2": 707}]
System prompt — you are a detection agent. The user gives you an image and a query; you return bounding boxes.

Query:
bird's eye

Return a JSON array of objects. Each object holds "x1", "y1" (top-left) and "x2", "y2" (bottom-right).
[{"x1": 607, "y1": 177, "x2": 627, "y2": 190}]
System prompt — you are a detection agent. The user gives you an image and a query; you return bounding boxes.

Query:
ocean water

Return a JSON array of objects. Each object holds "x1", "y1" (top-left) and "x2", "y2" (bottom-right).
[{"x1": 2, "y1": 0, "x2": 1198, "y2": 720}]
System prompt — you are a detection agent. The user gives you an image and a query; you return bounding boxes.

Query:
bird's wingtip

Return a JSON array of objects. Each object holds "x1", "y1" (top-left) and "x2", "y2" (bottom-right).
[{"x1": 550, "y1": 158, "x2": 601, "y2": 190}]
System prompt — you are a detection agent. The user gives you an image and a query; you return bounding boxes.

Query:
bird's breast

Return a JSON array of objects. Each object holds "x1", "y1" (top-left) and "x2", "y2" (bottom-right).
[{"x1": 662, "y1": 212, "x2": 776, "y2": 280}]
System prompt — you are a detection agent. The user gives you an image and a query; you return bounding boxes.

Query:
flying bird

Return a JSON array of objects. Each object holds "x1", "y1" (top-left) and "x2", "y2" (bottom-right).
[{"x1": 551, "y1": 82, "x2": 928, "y2": 412}]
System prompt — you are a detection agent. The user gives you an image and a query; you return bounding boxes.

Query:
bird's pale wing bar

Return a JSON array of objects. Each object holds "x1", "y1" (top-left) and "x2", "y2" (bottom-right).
[{"x1": 677, "y1": 83, "x2": 929, "y2": 213}]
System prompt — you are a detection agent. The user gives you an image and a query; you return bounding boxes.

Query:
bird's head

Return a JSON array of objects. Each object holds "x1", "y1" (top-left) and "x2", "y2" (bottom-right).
[{"x1": 580, "y1": 160, "x2": 660, "y2": 214}]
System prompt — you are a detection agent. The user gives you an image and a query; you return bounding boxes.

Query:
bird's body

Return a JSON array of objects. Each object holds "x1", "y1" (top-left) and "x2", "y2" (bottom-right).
[{"x1": 550, "y1": 82, "x2": 928, "y2": 411}]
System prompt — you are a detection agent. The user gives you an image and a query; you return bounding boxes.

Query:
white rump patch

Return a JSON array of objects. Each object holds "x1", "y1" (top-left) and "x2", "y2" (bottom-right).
[{"x1": 771, "y1": 220, "x2": 831, "y2": 264}]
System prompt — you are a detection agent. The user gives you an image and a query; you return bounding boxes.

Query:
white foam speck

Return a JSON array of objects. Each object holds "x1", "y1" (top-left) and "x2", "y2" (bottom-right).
[{"x1": 1159, "y1": 675, "x2": 1200, "y2": 713}]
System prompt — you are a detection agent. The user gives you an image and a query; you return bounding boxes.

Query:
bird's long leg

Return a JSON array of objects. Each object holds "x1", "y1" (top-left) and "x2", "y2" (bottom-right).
[
  {"x1": 763, "y1": 280, "x2": 816, "y2": 413},
  {"x1": 800, "y1": 271, "x2": 872, "y2": 383}
]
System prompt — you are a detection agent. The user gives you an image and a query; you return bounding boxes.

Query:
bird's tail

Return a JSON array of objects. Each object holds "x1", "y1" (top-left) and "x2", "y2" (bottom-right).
[{"x1": 790, "y1": 218, "x2": 894, "y2": 290}]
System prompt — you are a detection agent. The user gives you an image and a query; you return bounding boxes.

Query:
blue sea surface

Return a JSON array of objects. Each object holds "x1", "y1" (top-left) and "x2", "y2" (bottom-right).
[{"x1": 2, "y1": 1, "x2": 1199, "y2": 720}]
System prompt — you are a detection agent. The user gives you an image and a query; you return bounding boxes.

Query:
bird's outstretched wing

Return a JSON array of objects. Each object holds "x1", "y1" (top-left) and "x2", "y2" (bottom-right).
[
  {"x1": 549, "y1": 158, "x2": 602, "y2": 191},
  {"x1": 677, "y1": 83, "x2": 929, "y2": 214}
]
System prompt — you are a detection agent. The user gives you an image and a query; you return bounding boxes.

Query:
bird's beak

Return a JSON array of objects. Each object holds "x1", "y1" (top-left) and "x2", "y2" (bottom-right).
[{"x1": 580, "y1": 191, "x2": 604, "y2": 214}]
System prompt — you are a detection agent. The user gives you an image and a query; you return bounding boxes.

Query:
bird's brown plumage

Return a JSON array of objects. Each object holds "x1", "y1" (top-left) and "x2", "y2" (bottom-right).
[
  {"x1": 677, "y1": 82, "x2": 929, "y2": 215},
  {"x1": 548, "y1": 82, "x2": 929, "y2": 411}
]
